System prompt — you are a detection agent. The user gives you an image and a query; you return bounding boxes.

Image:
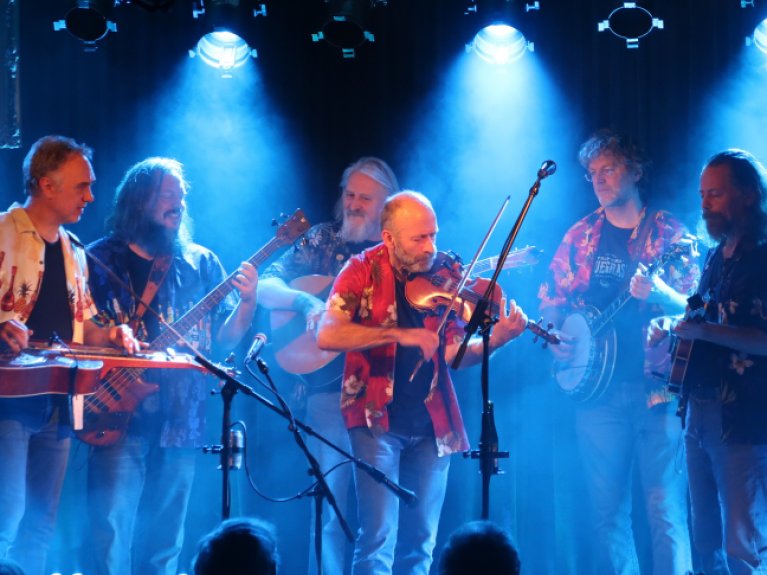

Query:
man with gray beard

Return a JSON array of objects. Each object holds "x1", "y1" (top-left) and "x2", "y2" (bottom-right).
[{"x1": 258, "y1": 157, "x2": 399, "y2": 575}]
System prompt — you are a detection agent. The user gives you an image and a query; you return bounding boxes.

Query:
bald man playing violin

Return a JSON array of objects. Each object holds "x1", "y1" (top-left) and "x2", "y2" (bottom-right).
[{"x1": 317, "y1": 191, "x2": 528, "y2": 575}]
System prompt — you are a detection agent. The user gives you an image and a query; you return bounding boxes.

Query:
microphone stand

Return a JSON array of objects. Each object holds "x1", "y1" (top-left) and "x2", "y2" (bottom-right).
[
  {"x1": 452, "y1": 161, "x2": 556, "y2": 520},
  {"x1": 193, "y1": 354, "x2": 419, "y2": 574}
]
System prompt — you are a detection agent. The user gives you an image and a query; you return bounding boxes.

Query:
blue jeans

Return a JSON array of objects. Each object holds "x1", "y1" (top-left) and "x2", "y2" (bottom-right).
[
  {"x1": 575, "y1": 379, "x2": 692, "y2": 575},
  {"x1": 0, "y1": 414, "x2": 70, "y2": 575},
  {"x1": 86, "y1": 432, "x2": 196, "y2": 575},
  {"x1": 306, "y1": 391, "x2": 354, "y2": 575},
  {"x1": 348, "y1": 426, "x2": 450, "y2": 575},
  {"x1": 685, "y1": 388, "x2": 767, "y2": 575}
]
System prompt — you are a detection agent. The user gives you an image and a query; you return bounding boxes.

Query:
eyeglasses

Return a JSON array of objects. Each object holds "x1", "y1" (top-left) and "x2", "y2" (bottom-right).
[{"x1": 584, "y1": 166, "x2": 618, "y2": 183}]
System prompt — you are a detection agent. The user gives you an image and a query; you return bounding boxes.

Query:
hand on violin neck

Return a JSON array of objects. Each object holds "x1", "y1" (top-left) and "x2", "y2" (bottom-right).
[
  {"x1": 396, "y1": 327, "x2": 439, "y2": 360},
  {"x1": 489, "y1": 298, "x2": 529, "y2": 350}
]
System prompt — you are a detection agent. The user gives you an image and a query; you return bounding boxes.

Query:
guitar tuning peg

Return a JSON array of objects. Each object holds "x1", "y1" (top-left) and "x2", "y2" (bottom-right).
[
  {"x1": 536, "y1": 317, "x2": 543, "y2": 325},
  {"x1": 280, "y1": 213, "x2": 289, "y2": 220},
  {"x1": 271, "y1": 219, "x2": 278, "y2": 227},
  {"x1": 547, "y1": 322, "x2": 554, "y2": 330},
  {"x1": 542, "y1": 342, "x2": 549, "y2": 349}
]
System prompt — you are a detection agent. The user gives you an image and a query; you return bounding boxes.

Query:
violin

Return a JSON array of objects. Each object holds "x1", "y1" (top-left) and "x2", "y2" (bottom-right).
[{"x1": 404, "y1": 251, "x2": 559, "y2": 347}]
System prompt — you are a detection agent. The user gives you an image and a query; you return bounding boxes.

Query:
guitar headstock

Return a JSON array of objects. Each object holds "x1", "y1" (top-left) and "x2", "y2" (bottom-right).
[
  {"x1": 273, "y1": 209, "x2": 311, "y2": 246},
  {"x1": 648, "y1": 234, "x2": 699, "y2": 275},
  {"x1": 528, "y1": 318, "x2": 560, "y2": 348},
  {"x1": 505, "y1": 246, "x2": 544, "y2": 269}
]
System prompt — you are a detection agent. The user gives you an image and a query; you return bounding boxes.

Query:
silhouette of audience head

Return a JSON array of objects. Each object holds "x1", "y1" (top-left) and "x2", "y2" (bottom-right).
[
  {"x1": 439, "y1": 520, "x2": 521, "y2": 575},
  {"x1": 0, "y1": 559, "x2": 26, "y2": 575},
  {"x1": 193, "y1": 517, "x2": 279, "y2": 575}
]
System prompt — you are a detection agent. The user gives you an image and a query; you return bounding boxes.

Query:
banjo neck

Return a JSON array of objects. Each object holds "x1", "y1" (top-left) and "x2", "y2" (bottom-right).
[{"x1": 590, "y1": 244, "x2": 686, "y2": 336}]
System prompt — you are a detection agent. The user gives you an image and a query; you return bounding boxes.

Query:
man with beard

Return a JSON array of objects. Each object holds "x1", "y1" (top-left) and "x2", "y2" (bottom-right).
[
  {"x1": 258, "y1": 157, "x2": 399, "y2": 575},
  {"x1": 0, "y1": 136, "x2": 140, "y2": 575},
  {"x1": 538, "y1": 130, "x2": 698, "y2": 575},
  {"x1": 649, "y1": 150, "x2": 767, "y2": 575},
  {"x1": 317, "y1": 191, "x2": 529, "y2": 575},
  {"x1": 84, "y1": 157, "x2": 258, "y2": 575}
]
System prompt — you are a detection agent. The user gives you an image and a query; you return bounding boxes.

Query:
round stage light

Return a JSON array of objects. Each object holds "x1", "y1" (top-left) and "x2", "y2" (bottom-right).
[
  {"x1": 195, "y1": 31, "x2": 253, "y2": 70},
  {"x1": 755, "y1": 18, "x2": 767, "y2": 54},
  {"x1": 62, "y1": 0, "x2": 115, "y2": 43},
  {"x1": 471, "y1": 24, "x2": 529, "y2": 64}
]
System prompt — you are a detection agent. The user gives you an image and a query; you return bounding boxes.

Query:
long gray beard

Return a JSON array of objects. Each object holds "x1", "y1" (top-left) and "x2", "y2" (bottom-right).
[{"x1": 339, "y1": 217, "x2": 378, "y2": 243}]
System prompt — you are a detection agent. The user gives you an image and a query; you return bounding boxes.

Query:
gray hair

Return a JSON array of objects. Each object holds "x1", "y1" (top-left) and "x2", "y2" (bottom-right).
[
  {"x1": 23, "y1": 135, "x2": 93, "y2": 197},
  {"x1": 334, "y1": 157, "x2": 400, "y2": 222}
]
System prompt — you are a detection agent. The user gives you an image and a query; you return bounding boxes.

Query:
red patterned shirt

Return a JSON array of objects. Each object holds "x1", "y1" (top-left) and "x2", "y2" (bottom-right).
[
  {"x1": 537, "y1": 207, "x2": 700, "y2": 406},
  {"x1": 326, "y1": 244, "x2": 470, "y2": 456}
]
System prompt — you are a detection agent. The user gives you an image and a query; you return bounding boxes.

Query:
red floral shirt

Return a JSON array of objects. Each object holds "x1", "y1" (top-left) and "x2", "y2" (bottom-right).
[
  {"x1": 326, "y1": 244, "x2": 470, "y2": 456},
  {"x1": 537, "y1": 207, "x2": 700, "y2": 406}
]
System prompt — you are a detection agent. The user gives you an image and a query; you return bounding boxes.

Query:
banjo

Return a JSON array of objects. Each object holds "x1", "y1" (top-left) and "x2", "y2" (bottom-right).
[{"x1": 554, "y1": 237, "x2": 697, "y2": 401}]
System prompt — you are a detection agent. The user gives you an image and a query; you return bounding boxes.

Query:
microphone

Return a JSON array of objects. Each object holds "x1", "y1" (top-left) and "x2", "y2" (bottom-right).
[
  {"x1": 538, "y1": 160, "x2": 557, "y2": 180},
  {"x1": 245, "y1": 333, "x2": 267, "y2": 363},
  {"x1": 379, "y1": 475, "x2": 419, "y2": 508}
]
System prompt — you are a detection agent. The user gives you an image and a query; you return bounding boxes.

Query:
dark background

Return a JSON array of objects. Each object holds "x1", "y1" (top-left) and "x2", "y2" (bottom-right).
[{"x1": 5, "y1": 1, "x2": 767, "y2": 574}]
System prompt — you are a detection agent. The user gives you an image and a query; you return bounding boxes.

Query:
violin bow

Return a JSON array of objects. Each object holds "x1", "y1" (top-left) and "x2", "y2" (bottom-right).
[{"x1": 409, "y1": 196, "x2": 510, "y2": 382}]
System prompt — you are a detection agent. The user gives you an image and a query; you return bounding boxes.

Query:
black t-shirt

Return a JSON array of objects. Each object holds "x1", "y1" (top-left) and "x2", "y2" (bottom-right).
[
  {"x1": 26, "y1": 239, "x2": 73, "y2": 342},
  {"x1": 388, "y1": 279, "x2": 435, "y2": 437},
  {"x1": 584, "y1": 220, "x2": 645, "y2": 383}
]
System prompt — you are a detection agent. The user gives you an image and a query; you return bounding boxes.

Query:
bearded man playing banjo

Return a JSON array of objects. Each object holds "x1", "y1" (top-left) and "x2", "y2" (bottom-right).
[{"x1": 537, "y1": 129, "x2": 699, "y2": 575}]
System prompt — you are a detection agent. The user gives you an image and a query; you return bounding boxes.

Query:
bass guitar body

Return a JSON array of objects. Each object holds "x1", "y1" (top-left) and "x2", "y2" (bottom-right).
[
  {"x1": 554, "y1": 306, "x2": 617, "y2": 402},
  {"x1": 271, "y1": 275, "x2": 342, "y2": 381},
  {"x1": 77, "y1": 372, "x2": 159, "y2": 447}
]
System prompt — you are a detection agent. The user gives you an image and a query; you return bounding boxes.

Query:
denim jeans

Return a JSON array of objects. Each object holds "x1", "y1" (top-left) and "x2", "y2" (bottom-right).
[
  {"x1": 0, "y1": 415, "x2": 70, "y2": 575},
  {"x1": 86, "y1": 432, "x2": 196, "y2": 575},
  {"x1": 685, "y1": 388, "x2": 767, "y2": 575},
  {"x1": 348, "y1": 426, "x2": 450, "y2": 575},
  {"x1": 306, "y1": 390, "x2": 354, "y2": 575},
  {"x1": 575, "y1": 379, "x2": 692, "y2": 575}
]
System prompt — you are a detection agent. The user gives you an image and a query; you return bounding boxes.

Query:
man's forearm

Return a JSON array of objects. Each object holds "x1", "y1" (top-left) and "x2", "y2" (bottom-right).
[
  {"x1": 698, "y1": 323, "x2": 767, "y2": 357},
  {"x1": 217, "y1": 299, "x2": 257, "y2": 351},
  {"x1": 655, "y1": 283, "x2": 689, "y2": 316},
  {"x1": 317, "y1": 317, "x2": 403, "y2": 353},
  {"x1": 257, "y1": 277, "x2": 302, "y2": 311}
]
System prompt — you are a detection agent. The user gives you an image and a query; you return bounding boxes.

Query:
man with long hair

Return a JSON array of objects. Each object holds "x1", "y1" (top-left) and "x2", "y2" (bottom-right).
[
  {"x1": 0, "y1": 136, "x2": 140, "y2": 575},
  {"x1": 84, "y1": 157, "x2": 258, "y2": 575},
  {"x1": 539, "y1": 129, "x2": 699, "y2": 574},
  {"x1": 258, "y1": 157, "x2": 399, "y2": 575},
  {"x1": 650, "y1": 150, "x2": 767, "y2": 574}
]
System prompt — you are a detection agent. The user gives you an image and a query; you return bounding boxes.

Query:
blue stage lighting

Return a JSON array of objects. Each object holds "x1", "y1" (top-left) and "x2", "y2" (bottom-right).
[
  {"x1": 754, "y1": 18, "x2": 767, "y2": 54},
  {"x1": 194, "y1": 31, "x2": 255, "y2": 70},
  {"x1": 469, "y1": 24, "x2": 531, "y2": 64}
]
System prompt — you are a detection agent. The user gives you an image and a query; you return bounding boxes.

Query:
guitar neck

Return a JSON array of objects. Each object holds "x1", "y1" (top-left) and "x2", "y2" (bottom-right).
[{"x1": 149, "y1": 236, "x2": 284, "y2": 351}]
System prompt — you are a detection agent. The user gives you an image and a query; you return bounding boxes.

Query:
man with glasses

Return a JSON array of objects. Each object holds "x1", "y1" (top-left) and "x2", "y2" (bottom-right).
[{"x1": 538, "y1": 130, "x2": 699, "y2": 574}]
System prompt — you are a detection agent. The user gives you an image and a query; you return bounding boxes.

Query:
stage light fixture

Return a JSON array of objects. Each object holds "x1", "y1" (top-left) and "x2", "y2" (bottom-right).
[
  {"x1": 312, "y1": 0, "x2": 384, "y2": 59},
  {"x1": 53, "y1": 0, "x2": 117, "y2": 50},
  {"x1": 745, "y1": 18, "x2": 767, "y2": 53},
  {"x1": 189, "y1": 1, "x2": 265, "y2": 76},
  {"x1": 597, "y1": 2, "x2": 663, "y2": 49},
  {"x1": 464, "y1": 1, "x2": 534, "y2": 65}
]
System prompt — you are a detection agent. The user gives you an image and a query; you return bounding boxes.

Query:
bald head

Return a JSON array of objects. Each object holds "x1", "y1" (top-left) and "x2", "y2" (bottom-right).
[
  {"x1": 381, "y1": 191, "x2": 438, "y2": 274},
  {"x1": 380, "y1": 191, "x2": 435, "y2": 235}
]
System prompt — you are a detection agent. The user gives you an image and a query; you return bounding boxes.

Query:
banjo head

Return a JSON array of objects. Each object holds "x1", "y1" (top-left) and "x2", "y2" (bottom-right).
[{"x1": 555, "y1": 311, "x2": 594, "y2": 393}]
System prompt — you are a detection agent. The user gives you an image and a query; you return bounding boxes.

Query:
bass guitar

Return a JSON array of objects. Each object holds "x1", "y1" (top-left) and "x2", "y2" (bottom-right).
[
  {"x1": 554, "y1": 237, "x2": 697, "y2": 402},
  {"x1": 76, "y1": 209, "x2": 311, "y2": 446},
  {"x1": 270, "y1": 245, "x2": 543, "y2": 382}
]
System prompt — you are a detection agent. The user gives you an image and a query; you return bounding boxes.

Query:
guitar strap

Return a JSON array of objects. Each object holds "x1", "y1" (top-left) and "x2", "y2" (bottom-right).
[
  {"x1": 128, "y1": 253, "x2": 173, "y2": 333},
  {"x1": 619, "y1": 208, "x2": 658, "y2": 292}
]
